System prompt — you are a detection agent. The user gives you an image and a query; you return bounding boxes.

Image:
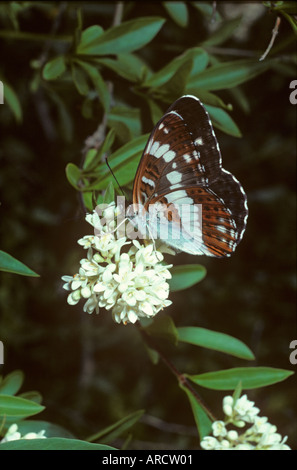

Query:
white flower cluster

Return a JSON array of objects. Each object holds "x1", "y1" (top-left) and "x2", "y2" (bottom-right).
[
  {"x1": 200, "y1": 394, "x2": 291, "y2": 450},
  {"x1": 1, "y1": 424, "x2": 46, "y2": 443},
  {"x1": 62, "y1": 203, "x2": 173, "y2": 325}
]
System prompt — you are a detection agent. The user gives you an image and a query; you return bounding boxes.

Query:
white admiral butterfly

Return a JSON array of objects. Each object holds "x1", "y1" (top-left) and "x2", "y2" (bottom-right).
[{"x1": 126, "y1": 95, "x2": 248, "y2": 257}]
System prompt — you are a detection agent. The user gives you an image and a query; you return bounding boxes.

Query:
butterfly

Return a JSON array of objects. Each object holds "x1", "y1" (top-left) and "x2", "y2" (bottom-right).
[{"x1": 126, "y1": 95, "x2": 248, "y2": 257}]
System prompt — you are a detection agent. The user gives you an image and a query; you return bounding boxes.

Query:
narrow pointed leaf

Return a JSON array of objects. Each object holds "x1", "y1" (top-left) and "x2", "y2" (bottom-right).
[
  {"x1": 177, "y1": 327, "x2": 255, "y2": 360},
  {"x1": 0, "y1": 395, "x2": 44, "y2": 419},
  {"x1": 186, "y1": 59, "x2": 271, "y2": 91},
  {"x1": 163, "y1": 2, "x2": 189, "y2": 28},
  {"x1": 0, "y1": 251, "x2": 39, "y2": 277},
  {"x1": 187, "y1": 367, "x2": 294, "y2": 390},
  {"x1": 206, "y1": 104, "x2": 241, "y2": 137},
  {"x1": 180, "y1": 384, "x2": 212, "y2": 440},
  {"x1": 3, "y1": 81, "x2": 22, "y2": 122},
  {"x1": 77, "y1": 17, "x2": 165, "y2": 55}
]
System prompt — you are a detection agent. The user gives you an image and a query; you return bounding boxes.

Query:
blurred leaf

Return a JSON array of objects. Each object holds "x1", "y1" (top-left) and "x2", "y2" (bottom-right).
[
  {"x1": 42, "y1": 56, "x2": 66, "y2": 80},
  {"x1": 0, "y1": 438, "x2": 116, "y2": 450},
  {"x1": 186, "y1": 59, "x2": 271, "y2": 91},
  {"x1": 97, "y1": 53, "x2": 149, "y2": 82},
  {"x1": 77, "y1": 17, "x2": 165, "y2": 55},
  {"x1": 71, "y1": 63, "x2": 89, "y2": 95},
  {"x1": 108, "y1": 106, "x2": 141, "y2": 141},
  {"x1": 169, "y1": 264, "x2": 206, "y2": 292},
  {"x1": 0, "y1": 370, "x2": 24, "y2": 395},
  {"x1": 19, "y1": 391, "x2": 43, "y2": 404},
  {"x1": 147, "y1": 98, "x2": 164, "y2": 123},
  {"x1": 180, "y1": 384, "x2": 212, "y2": 440},
  {"x1": 202, "y1": 17, "x2": 242, "y2": 46},
  {"x1": 143, "y1": 47, "x2": 208, "y2": 88},
  {"x1": 83, "y1": 128, "x2": 116, "y2": 171},
  {"x1": 163, "y1": 1, "x2": 188, "y2": 27},
  {"x1": 193, "y1": 2, "x2": 222, "y2": 21},
  {"x1": 177, "y1": 327, "x2": 255, "y2": 360},
  {"x1": 2, "y1": 81, "x2": 22, "y2": 122},
  {"x1": 65, "y1": 163, "x2": 81, "y2": 190},
  {"x1": 187, "y1": 367, "x2": 294, "y2": 390},
  {"x1": 87, "y1": 409, "x2": 145, "y2": 444},
  {"x1": 206, "y1": 104, "x2": 241, "y2": 137},
  {"x1": 75, "y1": 60, "x2": 110, "y2": 113},
  {"x1": 82, "y1": 191, "x2": 95, "y2": 212},
  {"x1": 143, "y1": 314, "x2": 178, "y2": 345},
  {"x1": 0, "y1": 395, "x2": 45, "y2": 419},
  {"x1": 0, "y1": 251, "x2": 39, "y2": 277},
  {"x1": 85, "y1": 134, "x2": 149, "y2": 190},
  {"x1": 78, "y1": 24, "x2": 104, "y2": 51},
  {"x1": 155, "y1": 59, "x2": 193, "y2": 100},
  {"x1": 103, "y1": 181, "x2": 115, "y2": 205},
  {"x1": 192, "y1": 89, "x2": 229, "y2": 109}
]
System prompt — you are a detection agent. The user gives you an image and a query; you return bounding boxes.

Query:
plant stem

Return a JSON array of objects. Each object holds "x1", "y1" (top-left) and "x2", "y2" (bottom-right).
[{"x1": 140, "y1": 328, "x2": 216, "y2": 422}]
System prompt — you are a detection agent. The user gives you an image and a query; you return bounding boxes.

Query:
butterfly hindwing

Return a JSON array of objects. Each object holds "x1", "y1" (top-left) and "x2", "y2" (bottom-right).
[{"x1": 131, "y1": 95, "x2": 248, "y2": 257}]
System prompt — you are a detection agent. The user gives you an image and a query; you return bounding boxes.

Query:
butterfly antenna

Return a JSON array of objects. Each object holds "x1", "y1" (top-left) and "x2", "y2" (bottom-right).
[{"x1": 105, "y1": 156, "x2": 128, "y2": 199}]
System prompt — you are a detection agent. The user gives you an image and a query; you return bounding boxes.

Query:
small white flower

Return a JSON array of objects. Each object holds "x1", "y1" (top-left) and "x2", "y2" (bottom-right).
[
  {"x1": 200, "y1": 436, "x2": 219, "y2": 450},
  {"x1": 201, "y1": 393, "x2": 291, "y2": 451},
  {"x1": 1, "y1": 424, "x2": 46, "y2": 443},
  {"x1": 62, "y1": 202, "x2": 173, "y2": 325},
  {"x1": 212, "y1": 421, "x2": 227, "y2": 437}
]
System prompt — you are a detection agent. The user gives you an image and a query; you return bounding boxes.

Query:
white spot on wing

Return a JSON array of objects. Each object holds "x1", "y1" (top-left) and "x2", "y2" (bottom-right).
[
  {"x1": 163, "y1": 150, "x2": 176, "y2": 162},
  {"x1": 166, "y1": 171, "x2": 182, "y2": 184},
  {"x1": 142, "y1": 176, "x2": 155, "y2": 188},
  {"x1": 195, "y1": 137, "x2": 203, "y2": 145}
]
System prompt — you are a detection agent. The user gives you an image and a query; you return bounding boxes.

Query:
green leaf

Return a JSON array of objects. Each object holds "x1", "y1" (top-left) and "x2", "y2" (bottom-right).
[
  {"x1": 42, "y1": 56, "x2": 66, "y2": 80},
  {"x1": 65, "y1": 163, "x2": 81, "y2": 190},
  {"x1": 86, "y1": 134, "x2": 149, "y2": 190},
  {"x1": 103, "y1": 181, "x2": 115, "y2": 205},
  {"x1": 2, "y1": 81, "x2": 22, "y2": 122},
  {"x1": 108, "y1": 106, "x2": 141, "y2": 141},
  {"x1": 0, "y1": 395, "x2": 45, "y2": 419},
  {"x1": 0, "y1": 370, "x2": 24, "y2": 395},
  {"x1": 155, "y1": 59, "x2": 193, "y2": 100},
  {"x1": 169, "y1": 264, "x2": 206, "y2": 292},
  {"x1": 143, "y1": 314, "x2": 178, "y2": 345},
  {"x1": 144, "y1": 47, "x2": 208, "y2": 88},
  {"x1": 177, "y1": 327, "x2": 255, "y2": 360},
  {"x1": 206, "y1": 104, "x2": 241, "y2": 137},
  {"x1": 97, "y1": 53, "x2": 149, "y2": 82},
  {"x1": 77, "y1": 17, "x2": 165, "y2": 55},
  {"x1": 87, "y1": 410, "x2": 145, "y2": 444},
  {"x1": 18, "y1": 391, "x2": 43, "y2": 404},
  {"x1": 71, "y1": 63, "x2": 89, "y2": 95},
  {"x1": 0, "y1": 438, "x2": 116, "y2": 450},
  {"x1": 75, "y1": 60, "x2": 110, "y2": 113},
  {"x1": 202, "y1": 17, "x2": 242, "y2": 46},
  {"x1": 187, "y1": 367, "x2": 294, "y2": 390},
  {"x1": 180, "y1": 384, "x2": 212, "y2": 440},
  {"x1": 83, "y1": 128, "x2": 116, "y2": 171},
  {"x1": 0, "y1": 251, "x2": 39, "y2": 277},
  {"x1": 78, "y1": 24, "x2": 104, "y2": 52},
  {"x1": 163, "y1": 1, "x2": 188, "y2": 27},
  {"x1": 82, "y1": 191, "x2": 95, "y2": 212},
  {"x1": 193, "y1": 2, "x2": 222, "y2": 21},
  {"x1": 187, "y1": 59, "x2": 271, "y2": 91}
]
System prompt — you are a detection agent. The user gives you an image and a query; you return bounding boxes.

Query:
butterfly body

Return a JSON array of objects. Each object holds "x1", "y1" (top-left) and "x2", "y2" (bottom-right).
[{"x1": 127, "y1": 95, "x2": 248, "y2": 257}]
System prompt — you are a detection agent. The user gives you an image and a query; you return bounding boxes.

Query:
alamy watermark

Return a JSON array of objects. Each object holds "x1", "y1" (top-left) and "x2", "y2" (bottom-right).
[
  {"x1": 289, "y1": 80, "x2": 297, "y2": 105},
  {"x1": 93, "y1": 196, "x2": 202, "y2": 243},
  {"x1": 289, "y1": 339, "x2": 297, "y2": 365}
]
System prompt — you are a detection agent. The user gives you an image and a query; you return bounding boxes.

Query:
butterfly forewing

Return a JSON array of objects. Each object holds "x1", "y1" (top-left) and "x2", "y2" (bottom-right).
[{"x1": 131, "y1": 95, "x2": 248, "y2": 257}]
